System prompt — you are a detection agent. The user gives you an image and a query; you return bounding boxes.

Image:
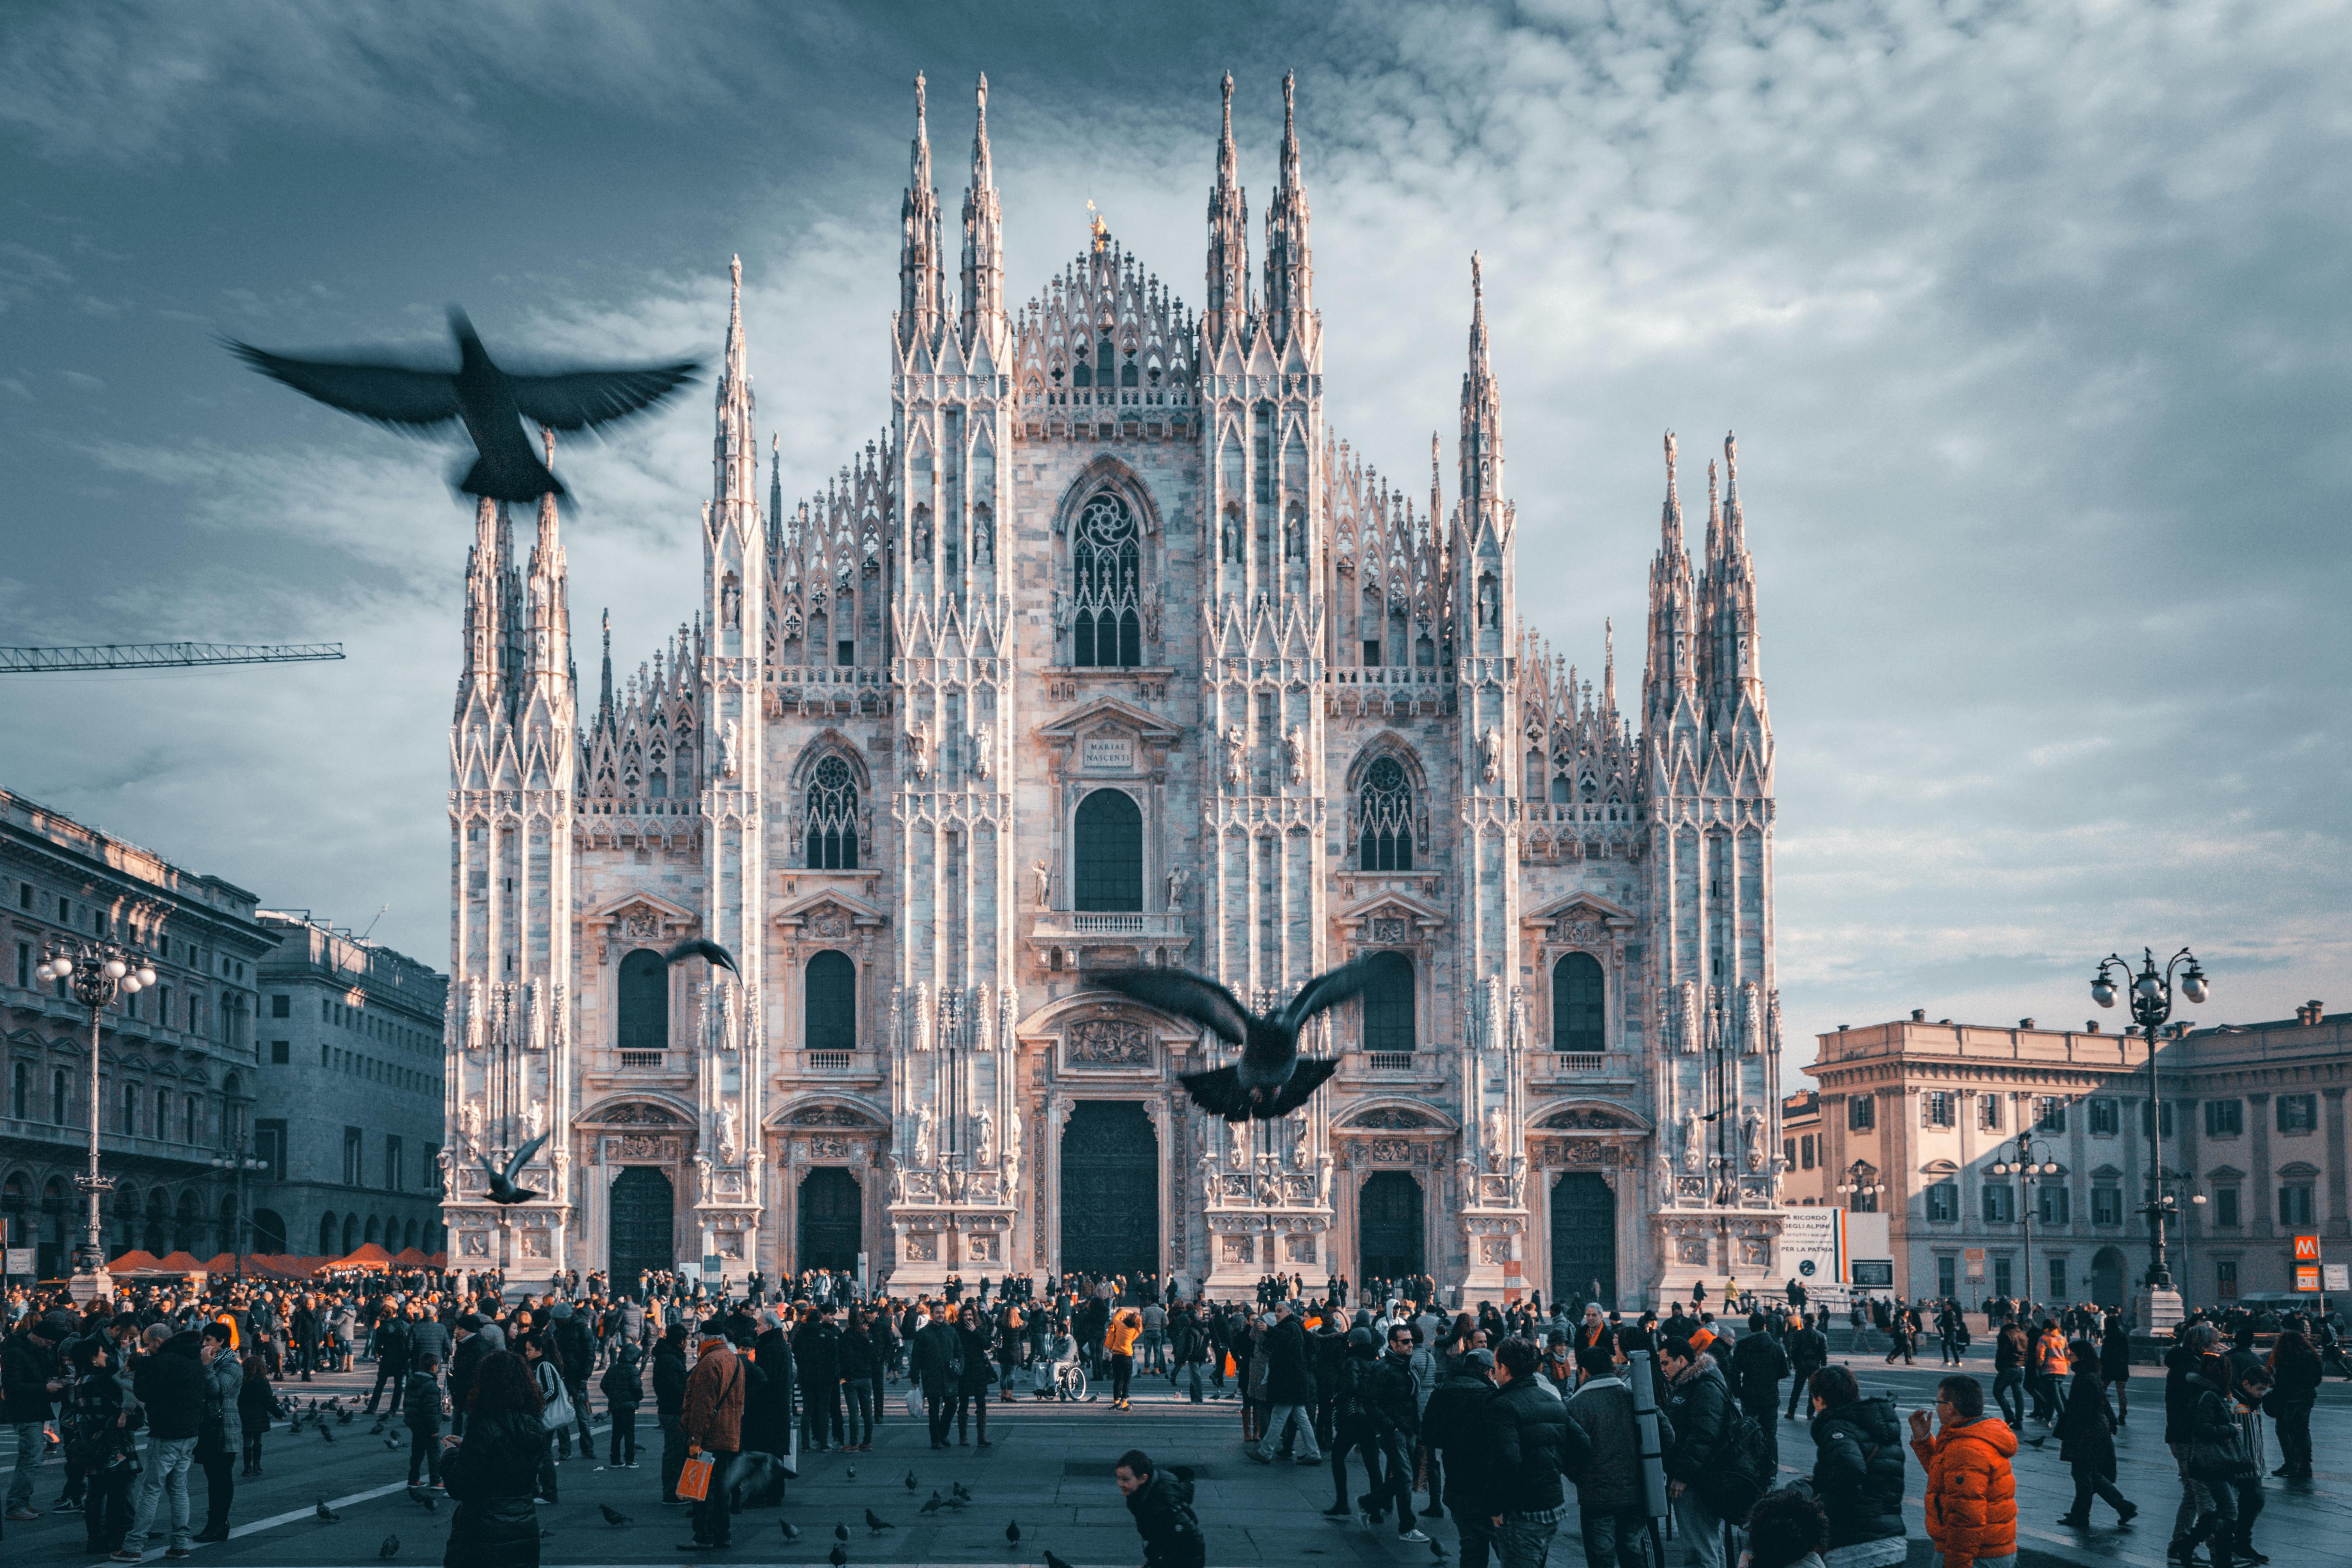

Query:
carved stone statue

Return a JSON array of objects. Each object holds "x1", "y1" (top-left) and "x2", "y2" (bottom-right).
[
  {"x1": 1228, "y1": 1118, "x2": 1251, "y2": 1168},
  {"x1": 1680, "y1": 1107, "x2": 1702, "y2": 1171},
  {"x1": 1679, "y1": 980, "x2": 1702, "y2": 1054},
  {"x1": 1741, "y1": 1105, "x2": 1764, "y2": 1171},
  {"x1": 1222, "y1": 725, "x2": 1246, "y2": 787},
  {"x1": 463, "y1": 979, "x2": 484, "y2": 1054},
  {"x1": 1220, "y1": 509, "x2": 1240, "y2": 563},
  {"x1": 721, "y1": 575, "x2": 742, "y2": 629},
  {"x1": 975, "y1": 1105, "x2": 995, "y2": 1166},
  {"x1": 720, "y1": 718, "x2": 739, "y2": 779},
  {"x1": 461, "y1": 1100, "x2": 484, "y2": 1147},
  {"x1": 1287, "y1": 1115, "x2": 1310, "y2": 1167},
  {"x1": 913, "y1": 1104, "x2": 933, "y2": 1166},
  {"x1": 1480, "y1": 727, "x2": 1502, "y2": 784},
  {"x1": 1478, "y1": 574, "x2": 1500, "y2": 628},
  {"x1": 1164, "y1": 863, "x2": 1191, "y2": 908},
  {"x1": 717, "y1": 1103, "x2": 738, "y2": 1165},
  {"x1": 526, "y1": 984, "x2": 547, "y2": 1054},
  {"x1": 906, "y1": 721, "x2": 931, "y2": 780},
  {"x1": 1050, "y1": 587, "x2": 1071, "y2": 633},
  {"x1": 1484, "y1": 1104, "x2": 1508, "y2": 1171},
  {"x1": 524, "y1": 1101, "x2": 544, "y2": 1141},
  {"x1": 971, "y1": 722, "x2": 992, "y2": 781},
  {"x1": 1284, "y1": 725, "x2": 1306, "y2": 784},
  {"x1": 887, "y1": 1155, "x2": 907, "y2": 1203},
  {"x1": 1031, "y1": 859, "x2": 1052, "y2": 909}
]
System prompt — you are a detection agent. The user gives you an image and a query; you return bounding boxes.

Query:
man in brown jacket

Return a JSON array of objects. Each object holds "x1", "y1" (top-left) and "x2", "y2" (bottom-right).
[{"x1": 679, "y1": 1323, "x2": 746, "y2": 1551}]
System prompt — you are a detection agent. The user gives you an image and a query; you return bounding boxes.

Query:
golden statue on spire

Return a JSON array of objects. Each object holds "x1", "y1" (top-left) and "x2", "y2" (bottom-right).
[{"x1": 1087, "y1": 200, "x2": 1109, "y2": 253}]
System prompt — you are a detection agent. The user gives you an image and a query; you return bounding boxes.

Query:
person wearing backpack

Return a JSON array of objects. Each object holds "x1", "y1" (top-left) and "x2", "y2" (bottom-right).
[
  {"x1": 1567, "y1": 1341, "x2": 1675, "y2": 1568},
  {"x1": 1661, "y1": 1334, "x2": 1741, "y2": 1568},
  {"x1": 600, "y1": 1342, "x2": 645, "y2": 1469},
  {"x1": 1802, "y1": 1364, "x2": 1907, "y2": 1568},
  {"x1": 1785, "y1": 1313, "x2": 1829, "y2": 1419},
  {"x1": 1734, "y1": 1312, "x2": 1792, "y2": 1470}
]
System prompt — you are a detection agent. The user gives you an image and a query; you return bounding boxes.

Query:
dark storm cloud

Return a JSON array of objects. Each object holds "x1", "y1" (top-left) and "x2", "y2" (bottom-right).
[{"x1": 0, "y1": 0, "x2": 2343, "y2": 1062}]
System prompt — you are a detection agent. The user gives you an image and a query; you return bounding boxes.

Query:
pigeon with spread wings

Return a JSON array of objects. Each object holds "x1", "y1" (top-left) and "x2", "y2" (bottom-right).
[
  {"x1": 664, "y1": 937, "x2": 740, "y2": 977},
  {"x1": 478, "y1": 1132, "x2": 551, "y2": 1204},
  {"x1": 226, "y1": 304, "x2": 699, "y2": 503},
  {"x1": 1089, "y1": 958, "x2": 1375, "y2": 1120}
]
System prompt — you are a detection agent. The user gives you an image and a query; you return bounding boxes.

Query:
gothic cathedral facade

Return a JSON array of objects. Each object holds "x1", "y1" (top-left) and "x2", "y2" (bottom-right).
[{"x1": 441, "y1": 74, "x2": 1787, "y2": 1308}]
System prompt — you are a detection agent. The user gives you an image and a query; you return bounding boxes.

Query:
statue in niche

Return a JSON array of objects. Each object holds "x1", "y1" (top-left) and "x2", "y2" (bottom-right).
[
  {"x1": 887, "y1": 1155, "x2": 907, "y2": 1203},
  {"x1": 1741, "y1": 1105, "x2": 1764, "y2": 1171},
  {"x1": 1288, "y1": 1116, "x2": 1310, "y2": 1168},
  {"x1": 975, "y1": 1105, "x2": 995, "y2": 1166},
  {"x1": 1222, "y1": 726, "x2": 1246, "y2": 787},
  {"x1": 1680, "y1": 1107, "x2": 1702, "y2": 1171},
  {"x1": 1478, "y1": 575, "x2": 1500, "y2": 628},
  {"x1": 1284, "y1": 725, "x2": 1306, "y2": 784},
  {"x1": 975, "y1": 507, "x2": 993, "y2": 560},
  {"x1": 720, "y1": 719, "x2": 739, "y2": 779},
  {"x1": 1220, "y1": 509, "x2": 1241, "y2": 563},
  {"x1": 460, "y1": 1101, "x2": 484, "y2": 1148},
  {"x1": 1164, "y1": 864, "x2": 1191, "y2": 909},
  {"x1": 524, "y1": 1101, "x2": 545, "y2": 1142},
  {"x1": 1484, "y1": 1105, "x2": 1508, "y2": 1171},
  {"x1": 913, "y1": 509, "x2": 931, "y2": 557},
  {"x1": 1284, "y1": 511, "x2": 1305, "y2": 560},
  {"x1": 526, "y1": 985, "x2": 547, "y2": 1054},
  {"x1": 463, "y1": 979, "x2": 484, "y2": 1054},
  {"x1": 1480, "y1": 727, "x2": 1502, "y2": 784},
  {"x1": 720, "y1": 575, "x2": 742, "y2": 629},
  {"x1": 1229, "y1": 1118, "x2": 1251, "y2": 1168},
  {"x1": 717, "y1": 1103, "x2": 738, "y2": 1165},
  {"x1": 913, "y1": 1104, "x2": 933, "y2": 1166},
  {"x1": 1032, "y1": 859, "x2": 1052, "y2": 909},
  {"x1": 971, "y1": 722, "x2": 992, "y2": 781},
  {"x1": 1050, "y1": 587, "x2": 1070, "y2": 634},
  {"x1": 906, "y1": 721, "x2": 930, "y2": 780}
]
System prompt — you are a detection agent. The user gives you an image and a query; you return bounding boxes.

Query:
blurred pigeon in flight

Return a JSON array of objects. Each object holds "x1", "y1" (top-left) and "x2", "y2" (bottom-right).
[
  {"x1": 227, "y1": 307, "x2": 699, "y2": 502},
  {"x1": 480, "y1": 1132, "x2": 550, "y2": 1204},
  {"x1": 1091, "y1": 958, "x2": 1377, "y2": 1119},
  {"x1": 665, "y1": 937, "x2": 740, "y2": 977}
]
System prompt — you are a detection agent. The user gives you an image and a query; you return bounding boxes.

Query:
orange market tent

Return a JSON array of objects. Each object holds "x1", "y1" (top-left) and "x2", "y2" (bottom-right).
[
  {"x1": 331, "y1": 1243, "x2": 395, "y2": 1271},
  {"x1": 106, "y1": 1249, "x2": 162, "y2": 1272},
  {"x1": 200, "y1": 1253, "x2": 238, "y2": 1274},
  {"x1": 154, "y1": 1251, "x2": 208, "y2": 1273},
  {"x1": 391, "y1": 1248, "x2": 433, "y2": 1268}
]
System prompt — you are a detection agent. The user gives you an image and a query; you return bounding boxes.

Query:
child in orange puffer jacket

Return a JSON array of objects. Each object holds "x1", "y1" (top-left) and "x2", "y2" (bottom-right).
[{"x1": 1911, "y1": 1373, "x2": 2019, "y2": 1568}]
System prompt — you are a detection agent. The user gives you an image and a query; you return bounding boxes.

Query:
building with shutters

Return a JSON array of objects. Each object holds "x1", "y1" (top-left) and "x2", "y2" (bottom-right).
[
  {"x1": 1804, "y1": 1006, "x2": 2352, "y2": 1310},
  {"x1": 440, "y1": 72, "x2": 1788, "y2": 1308}
]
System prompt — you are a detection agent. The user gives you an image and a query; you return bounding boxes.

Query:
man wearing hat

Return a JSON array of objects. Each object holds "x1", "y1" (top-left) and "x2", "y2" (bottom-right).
[{"x1": 3, "y1": 1313, "x2": 70, "y2": 1520}]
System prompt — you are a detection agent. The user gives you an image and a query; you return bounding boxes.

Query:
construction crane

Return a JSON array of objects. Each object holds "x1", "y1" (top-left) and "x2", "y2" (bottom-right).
[{"x1": 0, "y1": 641, "x2": 345, "y2": 673}]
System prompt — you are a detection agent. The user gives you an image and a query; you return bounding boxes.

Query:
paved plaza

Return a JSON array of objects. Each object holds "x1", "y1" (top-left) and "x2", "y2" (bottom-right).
[{"x1": 1, "y1": 1343, "x2": 2345, "y2": 1567}]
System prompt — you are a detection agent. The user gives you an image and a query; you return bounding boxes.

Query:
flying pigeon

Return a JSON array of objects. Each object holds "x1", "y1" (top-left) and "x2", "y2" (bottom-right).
[
  {"x1": 1090, "y1": 959, "x2": 1377, "y2": 1119},
  {"x1": 865, "y1": 1509, "x2": 894, "y2": 1535},
  {"x1": 599, "y1": 1504, "x2": 632, "y2": 1527},
  {"x1": 664, "y1": 937, "x2": 740, "y2": 977},
  {"x1": 1006, "y1": 1518, "x2": 1021, "y2": 1547},
  {"x1": 479, "y1": 1132, "x2": 552, "y2": 1204},
  {"x1": 226, "y1": 307, "x2": 700, "y2": 503},
  {"x1": 379, "y1": 1536, "x2": 400, "y2": 1559},
  {"x1": 315, "y1": 1498, "x2": 340, "y2": 1522}
]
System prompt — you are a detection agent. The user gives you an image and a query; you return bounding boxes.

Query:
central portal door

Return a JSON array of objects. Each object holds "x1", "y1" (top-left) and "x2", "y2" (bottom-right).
[
  {"x1": 797, "y1": 1168, "x2": 862, "y2": 1273},
  {"x1": 1060, "y1": 1101, "x2": 1158, "y2": 1280},
  {"x1": 1359, "y1": 1171, "x2": 1425, "y2": 1282},
  {"x1": 1549, "y1": 1172, "x2": 1617, "y2": 1312},
  {"x1": 608, "y1": 1166, "x2": 675, "y2": 1288}
]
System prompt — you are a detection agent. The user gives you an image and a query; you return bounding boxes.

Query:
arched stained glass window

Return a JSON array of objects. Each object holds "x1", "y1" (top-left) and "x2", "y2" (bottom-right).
[
  {"x1": 805, "y1": 756, "x2": 860, "y2": 870},
  {"x1": 1071, "y1": 493, "x2": 1141, "y2": 668},
  {"x1": 1362, "y1": 952, "x2": 1416, "y2": 1053},
  {"x1": 1073, "y1": 789, "x2": 1143, "y2": 912},
  {"x1": 618, "y1": 949, "x2": 668, "y2": 1053},
  {"x1": 1357, "y1": 758, "x2": 1414, "y2": 872},
  {"x1": 1552, "y1": 953, "x2": 1604, "y2": 1054},
  {"x1": 805, "y1": 950, "x2": 856, "y2": 1053}
]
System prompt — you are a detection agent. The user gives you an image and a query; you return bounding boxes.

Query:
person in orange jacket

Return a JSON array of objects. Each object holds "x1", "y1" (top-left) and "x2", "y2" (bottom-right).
[
  {"x1": 1911, "y1": 1373, "x2": 2019, "y2": 1568},
  {"x1": 1104, "y1": 1307, "x2": 1144, "y2": 1411}
]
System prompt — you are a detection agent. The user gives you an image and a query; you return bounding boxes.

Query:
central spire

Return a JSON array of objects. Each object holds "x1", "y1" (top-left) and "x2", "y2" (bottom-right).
[
  {"x1": 898, "y1": 71, "x2": 945, "y2": 351},
  {"x1": 959, "y1": 73, "x2": 1003, "y2": 350},
  {"x1": 1205, "y1": 70, "x2": 1250, "y2": 349},
  {"x1": 1458, "y1": 253, "x2": 1503, "y2": 526},
  {"x1": 1262, "y1": 69, "x2": 1313, "y2": 345}
]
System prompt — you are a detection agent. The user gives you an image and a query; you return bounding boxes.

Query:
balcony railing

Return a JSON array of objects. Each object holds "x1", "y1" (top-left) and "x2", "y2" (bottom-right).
[
  {"x1": 617, "y1": 1050, "x2": 667, "y2": 1070},
  {"x1": 806, "y1": 1050, "x2": 854, "y2": 1072},
  {"x1": 1362, "y1": 1052, "x2": 1419, "y2": 1073},
  {"x1": 1550, "y1": 1052, "x2": 1607, "y2": 1073},
  {"x1": 1031, "y1": 910, "x2": 1188, "y2": 942}
]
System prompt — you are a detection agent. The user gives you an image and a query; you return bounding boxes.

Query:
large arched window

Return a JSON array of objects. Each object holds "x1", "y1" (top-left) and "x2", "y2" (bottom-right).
[
  {"x1": 1362, "y1": 952, "x2": 1416, "y2": 1053},
  {"x1": 1357, "y1": 758, "x2": 1414, "y2": 872},
  {"x1": 805, "y1": 951, "x2": 857, "y2": 1053},
  {"x1": 1071, "y1": 493, "x2": 1141, "y2": 668},
  {"x1": 1552, "y1": 953, "x2": 1605, "y2": 1054},
  {"x1": 805, "y1": 756, "x2": 860, "y2": 869},
  {"x1": 1073, "y1": 789, "x2": 1143, "y2": 912},
  {"x1": 617, "y1": 949, "x2": 668, "y2": 1053}
]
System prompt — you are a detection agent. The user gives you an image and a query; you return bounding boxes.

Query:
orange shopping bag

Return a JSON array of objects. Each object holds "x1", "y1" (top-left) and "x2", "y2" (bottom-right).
[{"x1": 677, "y1": 1452, "x2": 715, "y2": 1502}]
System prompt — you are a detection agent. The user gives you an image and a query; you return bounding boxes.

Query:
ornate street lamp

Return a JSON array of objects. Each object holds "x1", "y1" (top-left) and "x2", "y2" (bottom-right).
[
  {"x1": 38, "y1": 938, "x2": 156, "y2": 1300},
  {"x1": 209, "y1": 1134, "x2": 270, "y2": 1282},
  {"x1": 1833, "y1": 1174, "x2": 1885, "y2": 1211},
  {"x1": 2092, "y1": 946, "x2": 2206, "y2": 1325},
  {"x1": 1989, "y1": 1133, "x2": 2061, "y2": 1312}
]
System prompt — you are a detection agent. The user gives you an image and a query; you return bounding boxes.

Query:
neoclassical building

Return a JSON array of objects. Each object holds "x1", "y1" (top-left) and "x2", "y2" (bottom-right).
[{"x1": 441, "y1": 73, "x2": 1787, "y2": 1308}]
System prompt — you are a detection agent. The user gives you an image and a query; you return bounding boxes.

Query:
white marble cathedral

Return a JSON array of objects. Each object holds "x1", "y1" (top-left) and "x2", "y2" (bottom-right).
[{"x1": 441, "y1": 72, "x2": 1787, "y2": 1309}]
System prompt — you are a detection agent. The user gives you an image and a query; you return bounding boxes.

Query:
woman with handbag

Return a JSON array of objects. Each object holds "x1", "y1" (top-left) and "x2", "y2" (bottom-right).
[
  {"x1": 2182, "y1": 1351, "x2": 2252, "y2": 1568},
  {"x1": 518, "y1": 1337, "x2": 573, "y2": 1506},
  {"x1": 441, "y1": 1351, "x2": 550, "y2": 1568}
]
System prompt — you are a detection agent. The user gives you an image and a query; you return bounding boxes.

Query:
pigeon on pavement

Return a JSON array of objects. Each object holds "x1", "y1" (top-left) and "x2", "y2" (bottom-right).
[
  {"x1": 599, "y1": 1504, "x2": 632, "y2": 1526},
  {"x1": 1044, "y1": 1552, "x2": 1076, "y2": 1568},
  {"x1": 829, "y1": 1546, "x2": 848, "y2": 1568},
  {"x1": 320, "y1": 1424, "x2": 336, "y2": 1443},
  {"x1": 478, "y1": 1132, "x2": 552, "y2": 1204},
  {"x1": 378, "y1": 1536, "x2": 399, "y2": 1559},
  {"x1": 919, "y1": 1492, "x2": 944, "y2": 1514},
  {"x1": 864, "y1": 1509, "x2": 893, "y2": 1535},
  {"x1": 1006, "y1": 1518, "x2": 1021, "y2": 1547},
  {"x1": 834, "y1": 1522, "x2": 850, "y2": 1544},
  {"x1": 226, "y1": 307, "x2": 700, "y2": 503},
  {"x1": 315, "y1": 1498, "x2": 340, "y2": 1522},
  {"x1": 904, "y1": 1469, "x2": 918, "y2": 1493},
  {"x1": 779, "y1": 1519, "x2": 801, "y2": 1541},
  {"x1": 1091, "y1": 959, "x2": 1375, "y2": 1119}
]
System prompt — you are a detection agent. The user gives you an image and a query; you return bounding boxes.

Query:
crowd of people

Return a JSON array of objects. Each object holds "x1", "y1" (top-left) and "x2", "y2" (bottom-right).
[{"x1": 2, "y1": 1268, "x2": 2345, "y2": 1568}]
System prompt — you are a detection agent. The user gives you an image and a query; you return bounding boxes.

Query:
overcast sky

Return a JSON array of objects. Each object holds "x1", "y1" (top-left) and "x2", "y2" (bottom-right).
[{"x1": 3, "y1": 0, "x2": 2345, "y2": 1072}]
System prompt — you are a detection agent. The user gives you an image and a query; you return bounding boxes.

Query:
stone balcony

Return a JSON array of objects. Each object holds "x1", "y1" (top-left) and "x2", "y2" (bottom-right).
[{"x1": 1027, "y1": 910, "x2": 1189, "y2": 971}]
